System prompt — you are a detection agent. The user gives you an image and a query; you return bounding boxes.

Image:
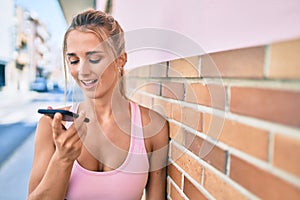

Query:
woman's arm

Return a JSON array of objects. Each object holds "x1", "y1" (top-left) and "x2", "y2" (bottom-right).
[
  {"x1": 143, "y1": 109, "x2": 169, "y2": 200},
  {"x1": 28, "y1": 112, "x2": 87, "y2": 200}
]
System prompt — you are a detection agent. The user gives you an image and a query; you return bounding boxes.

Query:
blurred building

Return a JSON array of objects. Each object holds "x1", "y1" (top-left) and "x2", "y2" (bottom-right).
[
  {"x1": 0, "y1": 2, "x2": 51, "y2": 92},
  {"x1": 0, "y1": 0, "x2": 15, "y2": 90},
  {"x1": 0, "y1": 0, "x2": 98, "y2": 92},
  {"x1": 15, "y1": 6, "x2": 50, "y2": 90}
]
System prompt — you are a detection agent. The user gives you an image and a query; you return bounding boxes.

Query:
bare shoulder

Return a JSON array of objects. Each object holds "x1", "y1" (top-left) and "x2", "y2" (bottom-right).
[
  {"x1": 139, "y1": 105, "x2": 167, "y2": 125},
  {"x1": 138, "y1": 105, "x2": 169, "y2": 150},
  {"x1": 35, "y1": 115, "x2": 53, "y2": 145}
]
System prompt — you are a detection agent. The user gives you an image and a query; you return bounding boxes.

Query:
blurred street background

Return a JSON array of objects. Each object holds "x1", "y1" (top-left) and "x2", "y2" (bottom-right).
[
  {"x1": 0, "y1": 90, "x2": 66, "y2": 199},
  {"x1": 1, "y1": 0, "x2": 300, "y2": 199},
  {"x1": 0, "y1": 0, "x2": 98, "y2": 199}
]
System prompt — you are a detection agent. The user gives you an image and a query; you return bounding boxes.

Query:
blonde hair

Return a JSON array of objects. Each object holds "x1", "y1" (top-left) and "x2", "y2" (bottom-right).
[{"x1": 62, "y1": 9, "x2": 126, "y2": 104}]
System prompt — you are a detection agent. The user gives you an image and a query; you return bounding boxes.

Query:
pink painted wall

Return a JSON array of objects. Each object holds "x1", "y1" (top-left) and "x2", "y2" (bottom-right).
[{"x1": 97, "y1": 0, "x2": 300, "y2": 69}]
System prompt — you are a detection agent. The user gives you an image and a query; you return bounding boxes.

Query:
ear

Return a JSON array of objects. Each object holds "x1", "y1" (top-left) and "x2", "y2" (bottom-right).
[{"x1": 117, "y1": 52, "x2": 127, "y2": 69}]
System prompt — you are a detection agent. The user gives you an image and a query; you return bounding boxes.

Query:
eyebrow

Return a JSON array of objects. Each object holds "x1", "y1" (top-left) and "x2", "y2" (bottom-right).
[
  {"x1": 66, "y1": 51, "x2": 104, "y2": 57},
  {"x1": 66, "y1": 53, "x2": 76, "y2": 57},
  {"x1": 86, "y1": 51, "x2": 104, "y2": 55}
]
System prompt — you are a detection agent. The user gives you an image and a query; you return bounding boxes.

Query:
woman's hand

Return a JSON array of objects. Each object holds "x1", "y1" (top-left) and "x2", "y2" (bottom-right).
[{"x1": 52, "y1": 111, "x2": 87, "y2": 163}]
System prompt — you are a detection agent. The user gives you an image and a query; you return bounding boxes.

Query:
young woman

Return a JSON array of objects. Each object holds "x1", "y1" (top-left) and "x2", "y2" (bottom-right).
[{"x1": 27, "y1": 9, "x2": 169, "y2": 200}]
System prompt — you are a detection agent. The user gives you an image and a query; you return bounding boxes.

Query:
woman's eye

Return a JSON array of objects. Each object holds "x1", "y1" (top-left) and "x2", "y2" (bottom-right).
[
  {"x1": 89, "y1": 59, "x2": 101, "y2": 64},
  {"x1": 70, "y1": 60, "x2": 79, "y2": 65}
]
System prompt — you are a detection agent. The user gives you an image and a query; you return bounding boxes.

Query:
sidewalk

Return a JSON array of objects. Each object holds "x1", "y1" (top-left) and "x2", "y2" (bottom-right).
[
  {"x1": 0, "y1": 90, "x2": 38, "y2": 167},
  {"x1": 0, "y1": 90, "x2": 65, "y2": 199},
  {"x1": 0, "y1": 122, "x2": 36, "y2": 165},
  {"x1": 0, "y1": 90, "x2": 39, "y2": 110},
  {"x1": 0, "y1": 131, "x2": 35, "y2": 200}
]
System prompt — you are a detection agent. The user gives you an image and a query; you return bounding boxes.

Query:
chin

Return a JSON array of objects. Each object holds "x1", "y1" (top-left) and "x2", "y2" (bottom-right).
[{"x1": 82, "y1": 88, "x2": 107, "y2": 100}]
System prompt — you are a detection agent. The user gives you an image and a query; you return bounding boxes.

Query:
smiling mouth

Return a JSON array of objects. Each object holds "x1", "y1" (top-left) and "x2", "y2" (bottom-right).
[{"x1": 80, "y1": 79, "x2": 98, "y2": 89}]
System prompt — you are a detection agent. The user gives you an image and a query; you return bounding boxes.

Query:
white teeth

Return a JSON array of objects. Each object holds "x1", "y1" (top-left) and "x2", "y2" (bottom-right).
[
  {"x1": 82, "y1": 80, "x2": 96, "y2": 84},
  {"x1": 80, "y1": 79, "x2": 98, "y2": 87}
]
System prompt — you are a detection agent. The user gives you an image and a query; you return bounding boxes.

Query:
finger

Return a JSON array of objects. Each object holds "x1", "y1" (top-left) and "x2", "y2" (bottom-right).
[
  {"x1": 62, "y1": 111, "x2": 87, "y2": 142},
  {"x1": 52, "y1": 112, "x2": 63, "y2": 137},
  {"x1": 77, "y1": 111, "x2": 87, "y2": 122},
  {"x1": 47, "y1": 106, "x2": 53, "y2": 110},
  {"x1": 65, "y1": 126, "x2": 86, "y2": 149},
  {"x1": 74, "y1": 137, "x2": 84, "y2": 148},
  {"x1": 65, "y1": 131, "x2": 81, "y2": 146},
  {"x1": 73, "y1": 111, "x2": 87, "y2": 130},
  {"x1": 67, "y1": 121, "x2": 86, "y2": 138},
  {"x1": 76, "y1": 122, "x2": 87, "y2": 140}
]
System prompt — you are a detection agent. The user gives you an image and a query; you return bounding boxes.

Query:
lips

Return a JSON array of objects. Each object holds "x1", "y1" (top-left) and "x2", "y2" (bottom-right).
[{"x1": 80, "y1": 79, "x2": 98, "y2": 89}]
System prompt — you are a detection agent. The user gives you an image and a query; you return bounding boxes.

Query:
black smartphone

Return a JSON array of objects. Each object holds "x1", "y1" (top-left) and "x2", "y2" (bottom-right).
[{"x1": 38, "y1": 109, "x2": 90, "y2": 123}]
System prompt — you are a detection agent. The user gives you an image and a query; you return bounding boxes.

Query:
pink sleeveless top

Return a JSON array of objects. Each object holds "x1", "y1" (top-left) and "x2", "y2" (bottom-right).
[{"x1": 65, "y1": 102, "x2": 149, "y2": 200}]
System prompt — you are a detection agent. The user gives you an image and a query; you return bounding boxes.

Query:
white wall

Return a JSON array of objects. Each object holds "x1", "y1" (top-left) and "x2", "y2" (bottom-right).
[
  {"x1": 97, "y1": 0, "x2": 300, "y2": 69},
  {"x1": 0, "y1": 0, "x2": 15, "y2": 62}
]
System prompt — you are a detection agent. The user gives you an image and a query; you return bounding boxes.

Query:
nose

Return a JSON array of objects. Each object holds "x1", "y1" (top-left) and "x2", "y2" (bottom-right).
[{"x1": 78, "y1": 59, "x2": 91, "y2": 75}]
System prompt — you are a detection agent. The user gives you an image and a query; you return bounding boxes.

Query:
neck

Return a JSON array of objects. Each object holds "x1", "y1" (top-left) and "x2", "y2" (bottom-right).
[{"x1": 82, "y1": 83, "x2": 129, "y2": 123}]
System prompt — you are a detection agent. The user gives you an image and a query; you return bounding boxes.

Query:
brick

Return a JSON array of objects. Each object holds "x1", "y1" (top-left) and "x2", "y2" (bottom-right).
[
  {"x1": 230, "y1": 155, "x2": 300, "y2": 200},
  {"x1": 202, "y1": 113, "x2": 224, "y2": 143},
  {"x1": 170, "y1": 182, "x2": 185, "y2": 200},
  {"x1": 170, "y1": 144, "x2": 202, "y2": 183},
  {"x1": 186, "y1": 83, "x2": 210, "y2": 106},
  {"x1": 172, "y1": 103, "x2": 183, "y2": 122},
  {"x1": 268, "y1": 38, "x2": 300, "y2": 79},
  {"x1": 149, "y1": 62, "x2": 168, "y2": 77},
  {"x1": 201, "y1": 46, "x2": 265, "y2": 78},
  {"x1": 129, "y1": 92, "x2": 142, "y2": 103},
  {"x1": 137, "y1": 93, "x2": 152, "y2": 108},
  {"x1": 125, "y1": 79, "x2": 159, "y2": 100},
  {"x1": 127, "y1": 65, "x2": 150, "y2": 77},
  {"x1": 203, "y1": 167, "x2": 249, "y2": 200},
  {"x1": 152, "y1": 98, "x2": 172, "y2": 118},
  {"x1": 207, "y1": 84, "x2": 226, "y2": 110},
  {"x1": 230, "y1": 87, "x2": 300, "y2": 127},
  {"x1": 168, "y1": 164, "x2": 183, "y2": 189},
  {"x1": 169, "y1": 56, "x2": 199, "y2": 77},
  {"x1": 184, "y1": 131, "x2": 227, "y2": 173},
  {"x1": 186, "y1": 83, "x2": 226, "y2": 110},
  {"x1": 170, "y1": 143, "x2": 181, "y2": 162},
  {"x1": 162, "y1": 81, "x2": 185, "y2": 100},
  {"x1": 125, "y1": 78, "x2": 143, "y2": 97},
  {"x1": 203, "y1": 113, "x2": 269, "y2": 160},
  {"x1": 171, "y1": 104, "x2": 202, "y2": 133},
  {"x1": 137, "y1": 82, "x2": 161, "y2": 95},
  {"x1": 273, "y1": 134, "x2": 300, "y2": 177},
  {"x1": 184, "y1": 131, "x2": 201, "y2": 153},
  {"x1": 201, "y1": 143, "x2": 227, "y2": 174},
  {"x1": 169, "y1": 122, "x2": 184, "y2": 145},
  {"x1": 185, "y1": 82, "x2": 201, "y2": 105},
  {"x1": 183, "y1": 177, "x2": 208, "y2": 200},
  {"x1": 124, "y1": 77, "x2": 137, "y2": 90},
  {"x1": 182, "y1": 107, "x2": 202, "y2": 132}
]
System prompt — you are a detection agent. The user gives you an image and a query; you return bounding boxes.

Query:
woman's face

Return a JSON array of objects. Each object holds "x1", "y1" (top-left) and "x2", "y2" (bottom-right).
[{"x1": 66, "y1": 30, "x2": 121, "y2": 99}]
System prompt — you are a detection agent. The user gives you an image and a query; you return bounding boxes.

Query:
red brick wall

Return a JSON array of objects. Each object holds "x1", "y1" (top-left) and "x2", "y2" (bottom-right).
[{"x1": 126, "y1": 38, "x2": 300, "y2": 199}]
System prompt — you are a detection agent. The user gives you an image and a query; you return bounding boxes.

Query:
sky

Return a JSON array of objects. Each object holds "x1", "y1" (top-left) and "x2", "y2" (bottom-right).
[{"x1": 15, "y1": 0, "x2": 67, "y2": 46}]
